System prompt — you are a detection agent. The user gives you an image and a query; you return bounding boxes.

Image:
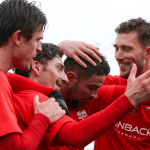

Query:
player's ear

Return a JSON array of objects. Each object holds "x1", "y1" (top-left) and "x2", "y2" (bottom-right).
[
  {"x1": 66, "y1": 71, "x2": 77, "y2": 85},
  {"x1": 145, "y1": 47, "x2": 150, "y2": 60},
  {"x1": 13, "y1": 30, "x2": 23, "y2": 46},
  {"x1": 31, "y1": 61, "x2": 41, "y2": 76}
]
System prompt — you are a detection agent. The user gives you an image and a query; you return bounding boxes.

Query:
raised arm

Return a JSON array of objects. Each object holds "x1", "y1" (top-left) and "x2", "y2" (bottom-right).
[{"x1": 54, "y1": 92, "x2": 132, "y2": 149}]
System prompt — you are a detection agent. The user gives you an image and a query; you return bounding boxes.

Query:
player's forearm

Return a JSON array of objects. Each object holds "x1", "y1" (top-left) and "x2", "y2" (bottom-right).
[
  {"x1": 0, "y1": 113, "x2": 50, "y2": 150},
  {"x1": 55, "y1": 94, "x2": 133, "y2": 148}
]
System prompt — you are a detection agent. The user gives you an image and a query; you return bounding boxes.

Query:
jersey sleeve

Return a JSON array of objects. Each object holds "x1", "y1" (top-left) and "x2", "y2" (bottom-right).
[
  {"x1": 6, "y1": 72, "x2": 55, "y2": 94},
  {"x1": 54, "y1": 92, "x2": 133, "y2": 149},
  {"x1": 43, "y1": 115, "x2": 74, "y2": 148},
  {"x1": 0, "y1": 113, "x2": 50, "y2": 150}
]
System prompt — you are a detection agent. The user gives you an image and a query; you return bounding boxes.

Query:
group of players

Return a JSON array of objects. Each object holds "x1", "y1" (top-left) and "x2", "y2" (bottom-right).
[{"x1": 1, "y1": 0, "x2": 150, "y2": 150}]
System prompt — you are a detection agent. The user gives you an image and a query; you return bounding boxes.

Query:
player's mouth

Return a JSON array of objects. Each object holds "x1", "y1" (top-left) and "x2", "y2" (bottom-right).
[
  {"x1": 118, "y1": 62, "x2": 130, "y2": 70},
  {"x1": 56, "y1": 80, "x2": 63, "y2": 88}
]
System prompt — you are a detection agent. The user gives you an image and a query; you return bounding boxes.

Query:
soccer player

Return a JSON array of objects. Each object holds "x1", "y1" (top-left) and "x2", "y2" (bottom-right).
[
  {"x1": 0, "y1": 0, "x2": 65, "y2": 149},
  {"x1": 97, "y1": 17, "x2": 150, "y2": 150},
  {"x1": 8, "y1": 42, "x2": 150, "y2": 149}
]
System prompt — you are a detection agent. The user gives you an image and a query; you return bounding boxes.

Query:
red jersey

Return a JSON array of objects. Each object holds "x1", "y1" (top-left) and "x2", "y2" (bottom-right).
[
  {"x1": 7, "y1": 73, "x2": 74, "y2": 150},
  {"x1": 0, "y1": 70, "x2": 22, "y2": 137},
  {"x1": 103, "y1": 74, "x2": 127, "y2": 85},
  {"x1": 0, "y1": 71, "x2": 55, "y2": 149},
  {"x1": 94, "y1": 74, "x2": 150, "y2": 150},
  {"x1": 7, "y1": 73, "x2": 134, "y2": 150}
]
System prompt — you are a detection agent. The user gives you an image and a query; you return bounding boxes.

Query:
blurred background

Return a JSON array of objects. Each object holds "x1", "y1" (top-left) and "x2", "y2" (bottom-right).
[{"x1": 3, "y1": 0, "x2": 150, "y2": 149}]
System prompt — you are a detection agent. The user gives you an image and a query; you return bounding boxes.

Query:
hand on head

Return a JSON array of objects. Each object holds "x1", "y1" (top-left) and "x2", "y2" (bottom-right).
[{"x1": 58, "y1": 40, "x2": 102, "y2": 68}]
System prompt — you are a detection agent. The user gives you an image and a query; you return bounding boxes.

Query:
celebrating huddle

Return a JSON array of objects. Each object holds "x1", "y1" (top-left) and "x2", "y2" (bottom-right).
[{"x1": 0, "y1": 0, "x2": 150, "y2": 150}]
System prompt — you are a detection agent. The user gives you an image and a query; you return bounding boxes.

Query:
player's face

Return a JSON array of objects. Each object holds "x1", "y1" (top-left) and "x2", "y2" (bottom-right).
[
  {"x1": 114, "y1": 31, "x2": 147, "y2": 79},
  {"x1": 38, "y1": 57, "x2": 68, "y2": 91},
  {"x1": 66, "y1": 74, "x2": 106, "y2": 107},
  {"x1": 14, "y1": 30, "x2": 43, "y2": 71}
]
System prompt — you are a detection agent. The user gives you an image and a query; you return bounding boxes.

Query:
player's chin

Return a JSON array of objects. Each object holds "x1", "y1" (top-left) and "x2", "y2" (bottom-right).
[
  {"x1": 54, "y1": 84, "x2": 61, "y2": 91},
  {"x1": 21, "y1": 64, "x2": 31, "y2": 72},
  {"x1": 55, "y1": 86, "x2": 60, "y2": 91},
  {"x1": 25, "y1": 63, "x2": 31, "y2": 71},
  {"x1": 120, "y1": 71, "x2": 130, "y2": 79}
]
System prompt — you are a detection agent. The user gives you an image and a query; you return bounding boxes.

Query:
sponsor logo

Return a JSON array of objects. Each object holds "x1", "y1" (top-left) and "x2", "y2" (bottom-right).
[
  {"x1": 77, "y1": 110, "x2": 88, "y2": 120},
  {"x1": 115, "y1": 121, "x2": 150, "y2": 139}
]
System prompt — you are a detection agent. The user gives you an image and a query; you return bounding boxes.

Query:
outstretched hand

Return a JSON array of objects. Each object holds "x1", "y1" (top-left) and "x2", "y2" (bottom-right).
[
  {"x1": 58, "y1": 40, "x2": 102, "y2": 68},
  {"x1": 125, "y1": 63, "x2": 150, "y2": 107}
]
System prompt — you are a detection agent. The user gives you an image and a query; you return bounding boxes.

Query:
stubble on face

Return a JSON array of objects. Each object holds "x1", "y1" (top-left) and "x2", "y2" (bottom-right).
[
  {"x1": 115, "y1": 32, "x2": 146, "y2": 79},
  {"x1": 66, "y1": 81, "x2": 91, "y2": 108},
  {"x1": 120, "y1": 55, "x2": 144, "y2": 79}
]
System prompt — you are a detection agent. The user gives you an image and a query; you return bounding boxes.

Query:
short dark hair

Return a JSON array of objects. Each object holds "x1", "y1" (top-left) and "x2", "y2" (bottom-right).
[
  {"x1": 115, "y1": 17, "x2": 150, "y2": 49},
  {"x1": 13, "y1": 43, "x2": 60, "y2": 77},
  {"x1": 0, "y1": 0, "x2": 47, "y2": 47},
  {"x1": 64, "y1": 55, "x2": 110, "y2": 81}
]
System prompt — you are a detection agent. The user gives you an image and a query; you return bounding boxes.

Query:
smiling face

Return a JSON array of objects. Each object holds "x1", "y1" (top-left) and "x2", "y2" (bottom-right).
[
  {"x1": 14, "y1": 30, "x2": 43, "y2": 71},
  {"x1": 38, "y1": 56, "x2": 68, "y2": 90},
  {"x1": 65, "y1": 74, "x2": 106, "y2": 107},
  {"x1": 114, "y1": 31, "x2": 147, "y2": 78}
]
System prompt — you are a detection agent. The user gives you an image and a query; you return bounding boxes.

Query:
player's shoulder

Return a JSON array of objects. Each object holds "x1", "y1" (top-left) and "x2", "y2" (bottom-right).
[
  {"x1": 104, "y1": 74, "x2": 127, "y2": 85},
  {"x1": 14, "y1": 90, "x2": 49, "y2": 103}
]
